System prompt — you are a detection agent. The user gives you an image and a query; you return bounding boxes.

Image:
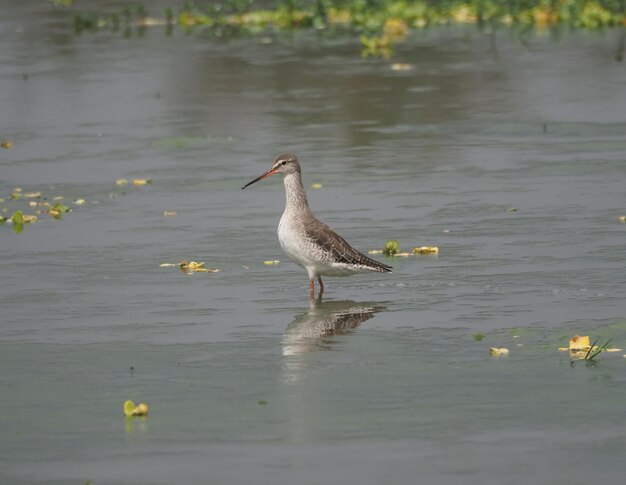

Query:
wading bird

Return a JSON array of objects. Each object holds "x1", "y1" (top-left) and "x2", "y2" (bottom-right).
[{"x1": 242, "y1": 153, "x2": 391, "y2": 299}]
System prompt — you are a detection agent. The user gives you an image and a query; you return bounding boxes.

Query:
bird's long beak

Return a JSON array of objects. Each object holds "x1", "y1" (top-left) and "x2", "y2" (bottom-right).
[{"x1": 241, "y1": 168, "x2": 277, "y2": 189}]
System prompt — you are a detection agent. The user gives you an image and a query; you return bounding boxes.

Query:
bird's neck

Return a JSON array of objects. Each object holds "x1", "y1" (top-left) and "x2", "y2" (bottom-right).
[{"x1": 283, "y1": 172, "x2": 310, "y2": 215}]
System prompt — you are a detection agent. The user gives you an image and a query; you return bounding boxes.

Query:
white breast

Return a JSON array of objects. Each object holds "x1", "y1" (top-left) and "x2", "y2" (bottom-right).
[
  {"x1": 278, "y1": 213, "x2": 369, "y2": 279},
  {"x1": 277, "y1": 214, "x2": 313, "y2": 269}
]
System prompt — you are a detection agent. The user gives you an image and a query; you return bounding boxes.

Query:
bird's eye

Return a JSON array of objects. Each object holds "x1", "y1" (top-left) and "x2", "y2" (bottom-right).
[{"x1": 281, "y1": 161, "x2": 287, "y2": 166}]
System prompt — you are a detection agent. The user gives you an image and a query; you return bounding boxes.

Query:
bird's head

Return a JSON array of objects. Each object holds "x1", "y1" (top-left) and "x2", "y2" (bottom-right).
[{"x1": 242, "y1": 153, "x2": 300, "y2": 189}]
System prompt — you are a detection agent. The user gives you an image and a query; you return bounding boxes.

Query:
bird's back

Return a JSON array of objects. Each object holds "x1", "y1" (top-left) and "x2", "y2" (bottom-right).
[{"x1": 304, "y1": 217, "x2": 392, "y2": 273}]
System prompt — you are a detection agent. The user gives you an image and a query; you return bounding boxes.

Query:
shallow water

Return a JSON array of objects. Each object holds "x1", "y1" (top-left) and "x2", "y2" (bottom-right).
[{"x1": 1, "y1": 3, "x2": 626, "y2": 484}]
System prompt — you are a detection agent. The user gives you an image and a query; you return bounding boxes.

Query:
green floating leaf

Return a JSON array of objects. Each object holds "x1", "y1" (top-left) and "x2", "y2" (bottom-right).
[
  {"x1": 383, "y1": 239, "x2": 400, "y2": 256},
  {"x1": 52, "y1": 203, "x2": 71, "y2": 213},
  {"x1": 48, "y1": 203, "x2": 71, "y2": 220},
  {"x1": 8, "y1": 209, "x2": 30, "y2": 231},
  {"x1": 12, "y1": 210, "x2": 24, "y2": 224},
  {"x1": 124, "y1": 400, "x2": 136, "y2": 417},
  {"x1": 473, "y1": 333, "x2": 485, "y2": 342}
]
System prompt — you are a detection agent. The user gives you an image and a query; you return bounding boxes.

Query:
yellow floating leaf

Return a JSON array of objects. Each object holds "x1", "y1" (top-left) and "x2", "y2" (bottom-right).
[
  {"x1": 52, "y1": 196, "x2": 64, "y2": 201},
  {"x1": 161, "y1": 260, "x2": 221, "y2": 273},
  {"x1": 390, "y1": 63, "x2": 412, "y2": 71},
  {"x1": 1, "y1": 140, "x2": 14, "y2": 149},
  {"x1": 413, "y1": 246, "x2": 439, "y2": 255},
  {"x1": 264, "y1": 260, "x2": 280, "y2": 265},
  {"x1": 558, "y1": 340, "x2": 621, "y2": 355},
  {"x1": 22, "y1": 214, "x2": 38, "y2": 223},
  {"x1": 559, "y1": 335, "x2": 598, "y2": 359},
  {"x1": 489, "y1": 347, "x2": 509, "y2": 356},
  {"x1": 368, "y1": 250, "x2": 383, "y2": 255},
  {"x1": 74, "y1": 198, "x2": 86, "y2": 205},
  {"x1": 179, "y1": 260, "x2": 219, "y2": 274},
  {"x1": 569, "y1": 335, "x2": 590, "y2": 351},
  {"x1": 124, "y1": 400, "x2": 149, "y2": 417},
  {"x1": 183, "y1": 261, "x2": 205, "y2": 270},
  {"x1": 451, "y1": 4, "x2": 476, "y2": 22},
  {"x1": 132, "y1": 178, "x2": 152, "y2": 186},
  {"x1": 163, "y1": 211, "x2": 177, "y2": 216},
  {"x1": 28, "y1": 201, "x2": 38, "y2": 208},
  {"x1": 394, "y1": 252, "x2": 411, "y2": 257},
  {"x1": 311, "y1": 183, "x2": 323, "y2": 189},
  {"x1": 564, "y1": 350, "x2": 588, "y2": 359},
  {"x1": 532, "y1": 7, "x2": 558, "y2": 27},
  {"x1": 383, "y1": 18, "x2": 408, "y2": 40},
  {"x1": 618, "y1": 216, "x2": 626, "y2": 223},
  {"x1": 134, "y1": 403, "x2": 149, "y2": 416},
  {"x1": 136, "y1": 17, "x2": 168, "y2": 27},
  {"x1": 116, "y1": 178, "x2": 128, "y2": 186}
]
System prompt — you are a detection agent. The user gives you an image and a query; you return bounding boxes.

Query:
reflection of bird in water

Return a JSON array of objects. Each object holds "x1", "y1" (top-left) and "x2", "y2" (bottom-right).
[
  {"x1": 282, "y1": 299, "x2": 385, "y2": 357},
  {"x1": 280, "y1": 300, "x2": 384, "y2": 438},
  {"x1": 242, "y1": 153, "x2": 392, "y2": 299}
]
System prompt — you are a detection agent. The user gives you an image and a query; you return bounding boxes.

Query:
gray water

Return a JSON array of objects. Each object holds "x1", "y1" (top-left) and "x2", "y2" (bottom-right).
[{"x1": 2, "y1": 2, "x2": 626, "y2": 484}]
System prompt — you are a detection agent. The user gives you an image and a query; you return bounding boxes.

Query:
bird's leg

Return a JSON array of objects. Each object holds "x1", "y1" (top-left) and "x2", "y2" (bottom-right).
[
  {"x1": 317, "y1": 275, "x2": 325, "y2": 296},
  {"x1": 309, "y1": 279, "x2": 315, "y2": 300}
]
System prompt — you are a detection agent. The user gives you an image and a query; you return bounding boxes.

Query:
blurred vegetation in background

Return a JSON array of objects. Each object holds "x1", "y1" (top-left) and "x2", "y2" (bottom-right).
[{"x1": 61, "y1": 1, "x2": 626, "y2": 56}]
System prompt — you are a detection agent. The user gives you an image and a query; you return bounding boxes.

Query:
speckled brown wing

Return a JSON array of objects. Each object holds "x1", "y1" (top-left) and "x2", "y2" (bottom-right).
[{"x1": 304, "y1": 219, "x2": 392, "y2": 273}]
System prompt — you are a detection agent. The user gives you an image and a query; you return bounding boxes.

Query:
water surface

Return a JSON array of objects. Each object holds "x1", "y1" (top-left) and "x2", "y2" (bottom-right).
[{"x1": 1, "y1": 3, "x2": 626, "y2": 484}]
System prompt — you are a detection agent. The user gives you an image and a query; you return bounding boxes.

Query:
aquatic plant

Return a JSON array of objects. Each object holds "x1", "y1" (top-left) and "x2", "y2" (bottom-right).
[
  {"x1": 383, "y1": 239, "x2": 400, "y2": 256},
  {"x1": 361, "y1": 33, "x2": 393, "y2": 57},
  {"x1": 582, "y1": 337, "x2": 614, "y2": 361},
  {"x1": 64, "y1": 1, "x2": 626, "y2": 54}
]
